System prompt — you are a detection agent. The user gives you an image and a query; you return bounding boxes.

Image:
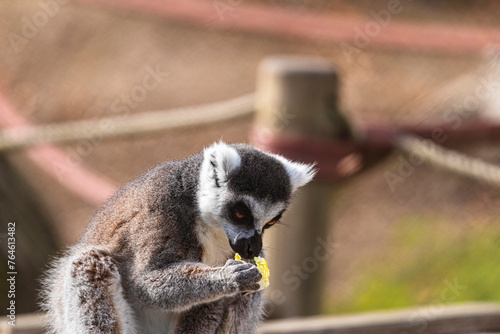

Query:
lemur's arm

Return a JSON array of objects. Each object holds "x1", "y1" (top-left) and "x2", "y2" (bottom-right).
[{"x1": 131, "y1": 259, "x2": 261, "y2": 312}]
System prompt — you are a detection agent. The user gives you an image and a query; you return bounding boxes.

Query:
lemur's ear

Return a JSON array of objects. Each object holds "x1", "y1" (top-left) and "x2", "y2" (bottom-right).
[
  {"x1": 273, "y1": 155, "x2": 317, "y2": 192},
  {"x1": 203, "y1": 142, "x2": 241, "y2": 187}
]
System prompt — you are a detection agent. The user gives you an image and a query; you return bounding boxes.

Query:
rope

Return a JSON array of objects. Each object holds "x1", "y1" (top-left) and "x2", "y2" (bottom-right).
[
  {"x1": 5, "y1": 90, "x2": 500, "y2": 189},
  {"x1": 0, "y1": 93, "x2": 255, "y2": 151},
  {"x1": 396, "y1": 134, "x2": 500, "y2": 187}
]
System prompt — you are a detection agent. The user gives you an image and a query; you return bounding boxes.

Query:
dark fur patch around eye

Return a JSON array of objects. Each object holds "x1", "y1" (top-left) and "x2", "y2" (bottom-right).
[{"x1": 227, "y1": 201, "x2": 254, "y2": 225}]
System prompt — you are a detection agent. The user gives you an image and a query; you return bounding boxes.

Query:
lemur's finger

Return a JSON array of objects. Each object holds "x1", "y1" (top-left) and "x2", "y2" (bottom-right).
[
  {"x1": 248, "y1": 283, "x2": 261, "y2": 291},
  {"x1": 240, "y1": 281, "x2": 261, "y2": 293},
  {"x1": 224, "y1": 259, "x2": 240, "y2": 266},
  {"x1": 224, "y1": 259, "x2": 252, "y2": 268},
  {"x1": 225, "y1": 261, "x2": 254, "y2": 273},
  {"x1": 242, "y1": 283, "x2": 261, "y2": 295},
  {"x1": 233, "y1": 263, "x2": 255, "y2": 272},
  {"x1": 237, "y1": 266, "x2": 262, "y2": 287}
]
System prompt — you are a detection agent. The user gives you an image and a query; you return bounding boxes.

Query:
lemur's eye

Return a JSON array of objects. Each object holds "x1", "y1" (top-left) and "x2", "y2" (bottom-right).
[
  {"x1": 263, "y1": 211, "x2": 284, "y2": 230},
  {"x1": 229, "y1": 201, "x2": 253, "y2": 224},
  {"x1": 264, "y1": 220, "x2": 277, "y2": 228}
]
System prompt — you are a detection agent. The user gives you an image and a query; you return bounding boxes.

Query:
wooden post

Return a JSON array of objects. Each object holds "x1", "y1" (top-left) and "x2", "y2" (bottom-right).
[{"x1": 252, "y1": 56, "x2": 351, "y2": 318}]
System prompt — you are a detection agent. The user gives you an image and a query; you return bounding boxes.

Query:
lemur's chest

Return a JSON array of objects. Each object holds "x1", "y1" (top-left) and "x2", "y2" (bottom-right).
[{"x1": 195, "y1": 223, "x2": 233, "y2": 267}]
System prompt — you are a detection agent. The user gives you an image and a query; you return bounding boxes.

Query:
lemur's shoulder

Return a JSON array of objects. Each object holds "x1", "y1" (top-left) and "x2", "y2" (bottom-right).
[{"x1": 79, "y1": 153, "x2": 204, "y2": 259}]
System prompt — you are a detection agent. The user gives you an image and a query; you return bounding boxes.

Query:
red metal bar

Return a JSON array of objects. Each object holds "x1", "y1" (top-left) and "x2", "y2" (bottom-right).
[
  {"x1": 250, "y1": 119, "x2": 500, "y2": 180},
  {"x1": 77, "y1": 0, "x2": 500, "y2": 55}
]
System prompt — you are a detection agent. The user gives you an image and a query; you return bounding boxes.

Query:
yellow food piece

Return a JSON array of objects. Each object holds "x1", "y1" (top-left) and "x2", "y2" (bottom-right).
[
  {"x1": 234, "y1": 253, "x2": 270, "y2": 290},
  {"x1": 254, "y1": 256, "x2": 270, "y2": 289}
]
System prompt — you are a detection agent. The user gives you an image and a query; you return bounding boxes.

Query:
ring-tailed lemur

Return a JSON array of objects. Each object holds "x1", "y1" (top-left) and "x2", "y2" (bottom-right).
[{"x1": 41, "y1": 142, "x2": 315, "y2": 334}]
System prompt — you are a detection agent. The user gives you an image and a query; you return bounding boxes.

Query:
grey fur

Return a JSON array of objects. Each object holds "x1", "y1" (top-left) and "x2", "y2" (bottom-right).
[{"x1": 41, "y1": 142, "x2": 315, "y2": 334}]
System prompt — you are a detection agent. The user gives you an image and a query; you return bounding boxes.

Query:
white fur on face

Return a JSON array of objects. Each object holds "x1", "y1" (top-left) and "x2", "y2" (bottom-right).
[
  {"x1": 197, "y1": 142, "x2": 242, "y2": 225},
  {"x1": 197, "y1": 142, "x2": 242, "y2": 266}
]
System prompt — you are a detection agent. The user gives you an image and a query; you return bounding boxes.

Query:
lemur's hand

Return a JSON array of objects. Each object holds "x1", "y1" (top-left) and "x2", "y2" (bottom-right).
[{"x1": 222, "y1": 259, "x2": 262, "y2": 293}]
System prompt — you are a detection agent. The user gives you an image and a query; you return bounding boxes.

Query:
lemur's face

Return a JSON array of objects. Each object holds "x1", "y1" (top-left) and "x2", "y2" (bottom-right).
[
  {"x1": 198, "y1": 142, "x2": 316, "y2": 259},
  {"x1": 222, "y1": 196, "x2": 286, "y2": 258}
]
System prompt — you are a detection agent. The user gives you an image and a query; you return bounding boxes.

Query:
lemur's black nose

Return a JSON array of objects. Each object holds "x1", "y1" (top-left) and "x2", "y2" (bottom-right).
[
  {"x1": 246, "y1": 234, "x2": 262, "y2": 258},
  {"x1": 232, "y1": 233, "x2": 262, "y2": 259}
]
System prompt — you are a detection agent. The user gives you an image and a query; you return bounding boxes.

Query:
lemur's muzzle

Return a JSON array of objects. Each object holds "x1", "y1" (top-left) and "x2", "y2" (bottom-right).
[{"x1": 230, "y1": 233, "x2": 262, "y2": 259}]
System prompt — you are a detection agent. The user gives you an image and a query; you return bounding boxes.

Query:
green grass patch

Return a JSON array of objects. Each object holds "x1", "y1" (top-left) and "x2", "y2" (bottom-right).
[{"x1": 325, "y1": 216, "x2": 500, "y2": 314}]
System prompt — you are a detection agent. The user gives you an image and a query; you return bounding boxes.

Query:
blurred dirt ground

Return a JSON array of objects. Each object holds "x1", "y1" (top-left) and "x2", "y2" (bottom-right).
[{"x1": 2, "y1": 0, "x2": 500, "y2": 314}]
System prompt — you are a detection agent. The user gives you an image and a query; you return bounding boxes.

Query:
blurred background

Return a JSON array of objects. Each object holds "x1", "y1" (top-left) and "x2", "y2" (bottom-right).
[{"x1": 1, "y1": 0, "x2": 500, "y2": 322}]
